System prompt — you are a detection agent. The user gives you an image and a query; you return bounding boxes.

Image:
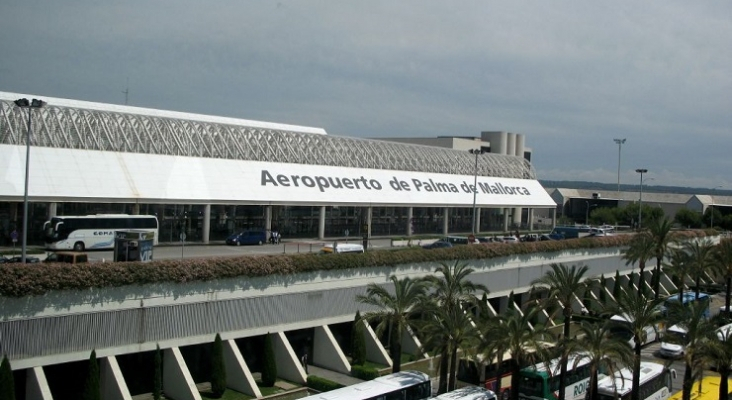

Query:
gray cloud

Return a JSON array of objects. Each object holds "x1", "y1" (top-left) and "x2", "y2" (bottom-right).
[{"x1": 1, "y1": 1, "x2": 730, "y2": 189}]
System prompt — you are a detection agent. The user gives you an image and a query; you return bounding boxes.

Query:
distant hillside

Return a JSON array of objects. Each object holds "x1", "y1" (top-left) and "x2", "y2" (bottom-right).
[{"x1": 539, "y1": 180, "x2": 732, "y2": 196}]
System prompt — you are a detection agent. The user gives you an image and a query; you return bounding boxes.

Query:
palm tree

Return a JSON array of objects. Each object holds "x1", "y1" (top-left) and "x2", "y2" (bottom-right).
[
  {"x1": 684, "y1": 239, "x2": 715, "y2": 300},
  {"x1": 478, "y1": 305, "x2": 553, "y2": 400},
  {"x1": 699, "y1": 326, "x2": 732, "y2": 400},
  {"x1": 421, "y1": 261, "x2": 488, "y2": 393},
  {"x1": 623, "y1": 231, "x2": 656, "y2": 296},
  {"x1": 419, "y1": 305, "x2": 480, "y2": 393},
  {"x1": 664, "y1": 248, "x2": 692, "y2": 303},
  {"x1": 530, "y1": 263, "x2": 591, "y2": 400},
  {"x1": 565, "y1": 321, "x2": 633, "y2": 400},
  {"x1": 356, "y1": 275, "x2": 429, "y2": 373},
  {"x1": 606, "y1": 290, "x2": 665, "y2": 400},
  {"x1": 648, "y1": 218, "x2": 673, "y2": 299},
  {"x1": 665, "y1": 299, "x2": 717, "y2": 400},
  {"x1": 714, "y1": 240, "x2": 732, "y2": 313}
]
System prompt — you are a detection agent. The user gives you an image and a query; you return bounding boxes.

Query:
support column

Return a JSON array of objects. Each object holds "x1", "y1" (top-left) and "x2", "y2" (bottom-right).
[
  {"x1": 512, "y1": 207, "x2": 522, "y2": 228},
  {"x1": 552, "y1": 208, "x2": 557, "y2": 229},
  {"x1": 475, "y1": 207, "x2": 482, "y2": 233},
  {"x1": 528, "y1": 208, "x2": 534, "y2": 231},
  {"x1": 25, "y1": 367, "x2": 53, "y2": 400},
  {"x1": 442, "y1": 207, "x2": 449, "y2": 237},
  {"x1": 406, "y1": 207, "x2": 413, "y2": 237},
  {"x1": 272, "y1": 331, "x2": 307, "y2": 384},
  {"x1": 132, "y1": 203, "x2": 140, "y2": 215},
  {"x1": 362, "y1": 321, "x2": 392, "y2": 367},
  {"x1": 318, "y1": 206, "x2": 326, "y2": 240},
  {"x1": 223, "y1": 339, "x2": 262, "y2": 398},
  {"x1": 48, "y1": 202, "x2": 57, "y2": 219},
  {"x1": 265, "y1": 205, "x2": 272, "y2": 242},
  {"x1": 503, "y1": 209, "x2": 510, "y2": 232},
  {"x1": 163, "y1": 347, "x2": 202, "y2": 400},
  {"x1": 100, "y1": 356, "x2": 132, "y2": 400},
  {"x1": 313, "y1": 325, "x2": 350, "y2": 373},
  {"x1": 366, "y1": 207, "x2": 373, "y2": 239},
  {"x1": 202, "y1": 204, "x2": 211, "y2": 244}
]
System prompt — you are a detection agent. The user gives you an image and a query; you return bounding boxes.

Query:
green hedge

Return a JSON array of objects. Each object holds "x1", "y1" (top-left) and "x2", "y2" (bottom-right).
[
  {"x1": 350, "y1": 365, "x2": 379, "y2": 380},
  {"x1": 306, "y1": 375, "x2": 345, "y2": 392},
  {"x1": 0, "y1": 230, "x2": 710, "y2": 297}
]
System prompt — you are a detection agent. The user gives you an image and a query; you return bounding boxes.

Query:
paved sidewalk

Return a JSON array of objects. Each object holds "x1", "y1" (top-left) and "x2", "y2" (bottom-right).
[{"x1": 306, "y1": 364, "x2": 364, "y2": 387}]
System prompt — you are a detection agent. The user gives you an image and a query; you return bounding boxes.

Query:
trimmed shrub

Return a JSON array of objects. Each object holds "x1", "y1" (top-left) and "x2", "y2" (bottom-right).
[
  {"x1": 211, "y1": 333, "x2": 226, "y2": 398},
  {"x1": 262, "y1": 334, "x2": 277, "y2": 387},
  {"x1": 0, "y1": 231, "x2": 711, "y2": 298},
  {"x1": 0, "y1": 355, "x2": 14, "y2": 400},
  {"x1": 351, "y1": 365, "x2": 379, "y2": 380},
  {"x1": 83, "y1": 349, "x2": 100, "y2": 400},
  {"x1": 351, "y1": 311, "x2": 366, "y2": 366},
  {"x1": 307, "y1": 375, "x2": 345, "y2": 392}
]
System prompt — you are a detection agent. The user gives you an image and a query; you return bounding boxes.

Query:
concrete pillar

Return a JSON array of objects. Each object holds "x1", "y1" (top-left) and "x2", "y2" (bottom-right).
[
  {"x1": 163, "y1": 347, "x2": 202, "y2": 400},
  {"x1": 406, "y1": 207, "x2": 413, "y2": 236},
  {"x1": 313, "y1": 325, "x2": 350, "y2": 373},
  {"x1": 401, "y1": 326, "x2": 424, "y2": 359},
  {"x1": 318, "y1": 206, "x2": 326, "y2": 240},
  {"x1": 506, "y1": 133, "x2": 517, "y2": 156},
  {"x1": 265, "y1": 205, "x2": 272, "y2": 242},
  {"x1": 443, "y1": 207, "x2": 449, "y2": 237},
  {"x1": 272, "y1": 331, "x2": 307, "y2": 384},
  {"x1": 223, "y1": 339, "x2": 262, "y2": 398},
  {"x1": 362, "y1": 320, "x2": 392, "y2": 367},
  {"x1": 202, "y1": 204, "x2": 211, "y2": 244},
  {"x1": 25, "y1": 367, "x2": 53, "y2": 400},
  {"x1": 475, "y1": 207, "x2": 481, "y2": 233},
  {"x1": 366, "y1": 207, "x2": 373, "y2": 239},
  {"x1": 100, "y1": 356, "x2": 132, "y2": 400},
  {"x1": 503, "y1": 209, "x2": 509, "y2": 232},
  {"x1": 48, "y1": 202, "x2": 57, "y2": 219},
  {"x1": 552, "y1": 208, "x2": 557, "y2": 229},
  {"x1": 528, "y1": 208, "x2": 534, "y2": 231},
  {"x1": 132, "y1": 203, "x2": 140, "y2": 215},
  {"x1": 512, "y1": 207, "x2": 522, "y2": 228},
  {"x1": 515, "y1": 134, "x2": 525, "y2": 158},
  {"x1": 481, "y1": 131, "x2": 507, "y2": 154}
]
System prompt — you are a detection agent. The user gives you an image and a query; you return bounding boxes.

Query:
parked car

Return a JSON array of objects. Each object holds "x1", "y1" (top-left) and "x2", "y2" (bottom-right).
[
  {"x1": 4, "y1": 255, "x2": 41, "y2": 263},
  {"x1": 320, "y1": 243, "x2": 365, "y2": 254},
  {"x1": 422, "y1": 240, "x2": 453, "y2": 249},
  {"x1": 44, "y1": 251, "x2": 88, "y2": 264},
  {"x1": 226, "y1": 230, "x2": 267, "y2": 246},
  {"x1": 501, "y1": 236, "x2": 520, "y2": 243}
]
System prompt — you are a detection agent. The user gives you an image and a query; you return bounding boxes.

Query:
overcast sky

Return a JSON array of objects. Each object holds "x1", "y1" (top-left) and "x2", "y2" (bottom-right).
[{"x1": 1, "y1": 1, "x2": 730, "y2": 190}]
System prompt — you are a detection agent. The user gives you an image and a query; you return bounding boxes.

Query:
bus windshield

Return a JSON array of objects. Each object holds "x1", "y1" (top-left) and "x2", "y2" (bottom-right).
[{"x1": 518, "y1": 374, "x2": 545, "y2": 397}]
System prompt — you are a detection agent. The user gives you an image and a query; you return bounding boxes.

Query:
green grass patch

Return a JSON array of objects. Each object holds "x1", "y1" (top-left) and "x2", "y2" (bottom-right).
[{"x1": 200, "y1": 389, "x2": 254, "y2": 400}]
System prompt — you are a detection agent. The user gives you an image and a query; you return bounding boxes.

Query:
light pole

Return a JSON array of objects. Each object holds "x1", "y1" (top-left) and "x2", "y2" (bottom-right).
[
  {"x1": 711, "y1": 185, "x2": 723, "y2": 228},
  {"x1": 14, "y1": 98, "x2": 46, "y2": 263},
  {"x1": 469, "y1": 148, "x2": 485, "y2": 234},
  {"x1": 613, "y1": 139, "x2": 626, "y2": 201},
  {"x1": 635, "y1": 168, "x2": 648, "y2": 230}
]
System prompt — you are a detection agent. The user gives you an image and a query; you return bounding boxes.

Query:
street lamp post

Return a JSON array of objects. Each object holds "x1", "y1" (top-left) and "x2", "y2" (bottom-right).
[
  {"x1": 635, "y1": 168, "x2": 648, "y2": 230},
  {"x1": 613, "y1": 139, "x2": 626, "y2": 201},
  {"x1": 14, "y1": 98, "x2": 46, "y2": 263},
  {"x1": 469, "y1": 149, "x2": 484, "y2": 234}
]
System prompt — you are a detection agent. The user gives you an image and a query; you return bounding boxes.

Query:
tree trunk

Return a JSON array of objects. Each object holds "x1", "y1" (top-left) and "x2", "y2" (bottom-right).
[
  {"x1": 448, "y1": 347, "x2": 459, "y2": 392},
  {"x1": 438, "y1": 349, "x2": 449, "y2": 394},
  {"x1": 695, "y1": 277, "x2": 700, "y2": 300},
  {"x1": 510, "y1": 362, "x2": 521, "y2": 400},
  {"x1": 588, "y1": 367, "x2": 598, "y2": 400},
  {"x1": 726, "y1": 275, "x2": 731, "y2": 313},
  {"x1": 654, "y1": 258, "x2": 662, "y2": 299},
  {"x1": 632, "y1": 341, "x2": 642, "y2": 400},
  {"x1": 638, "y1": 263, "x2": 646, "y2": 297},
  {"x1": 494, "y1": 353, "x2": 504, "y2": 394},
  {"x1": 682, "y1": 360, "x2": 692, "y2": 400},
  {"x1": 558, "y1": 311, "x2": 571, "y2": 400},
  {"x1": 719, "y1": 368, "x2": 730, "y2": 400}
]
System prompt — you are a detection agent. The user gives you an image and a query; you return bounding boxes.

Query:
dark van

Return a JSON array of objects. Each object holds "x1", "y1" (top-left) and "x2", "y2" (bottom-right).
[{"x1": 226, "y1": 230, "x2": 267, "y2": 246}]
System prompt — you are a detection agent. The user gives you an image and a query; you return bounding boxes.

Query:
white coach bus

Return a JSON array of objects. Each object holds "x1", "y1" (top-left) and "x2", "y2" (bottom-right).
[{"x1": 43, "y1": 214, "x2": 159, "y2": 251}]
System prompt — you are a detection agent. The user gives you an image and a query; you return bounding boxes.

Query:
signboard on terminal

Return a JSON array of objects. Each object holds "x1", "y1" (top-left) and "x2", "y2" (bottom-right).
[{"x1": 0, "y1": 145, "x2": 556, "y2": 207}]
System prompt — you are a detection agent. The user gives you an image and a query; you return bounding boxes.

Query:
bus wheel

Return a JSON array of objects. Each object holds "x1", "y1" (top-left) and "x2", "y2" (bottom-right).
[{"x1": 73, "y1": 242, "x2": 85, "y2": 251}]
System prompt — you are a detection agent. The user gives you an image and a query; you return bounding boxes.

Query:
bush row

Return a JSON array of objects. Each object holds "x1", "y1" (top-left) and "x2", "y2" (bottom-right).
[
  {"x1": 306, "y1": 375, "x2": 344, "y2": 392},
  {"x1": 0, "y1": 230, "x2": 710, "y2": 298},
  {"x1": 350, "y1": 365, "x2": 380, "y2": 380}
]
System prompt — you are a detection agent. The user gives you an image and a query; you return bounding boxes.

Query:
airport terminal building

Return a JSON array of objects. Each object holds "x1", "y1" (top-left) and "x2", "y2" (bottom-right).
[{"x1": 0, "y1": 92, "x2": 557, "y2": 247}]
